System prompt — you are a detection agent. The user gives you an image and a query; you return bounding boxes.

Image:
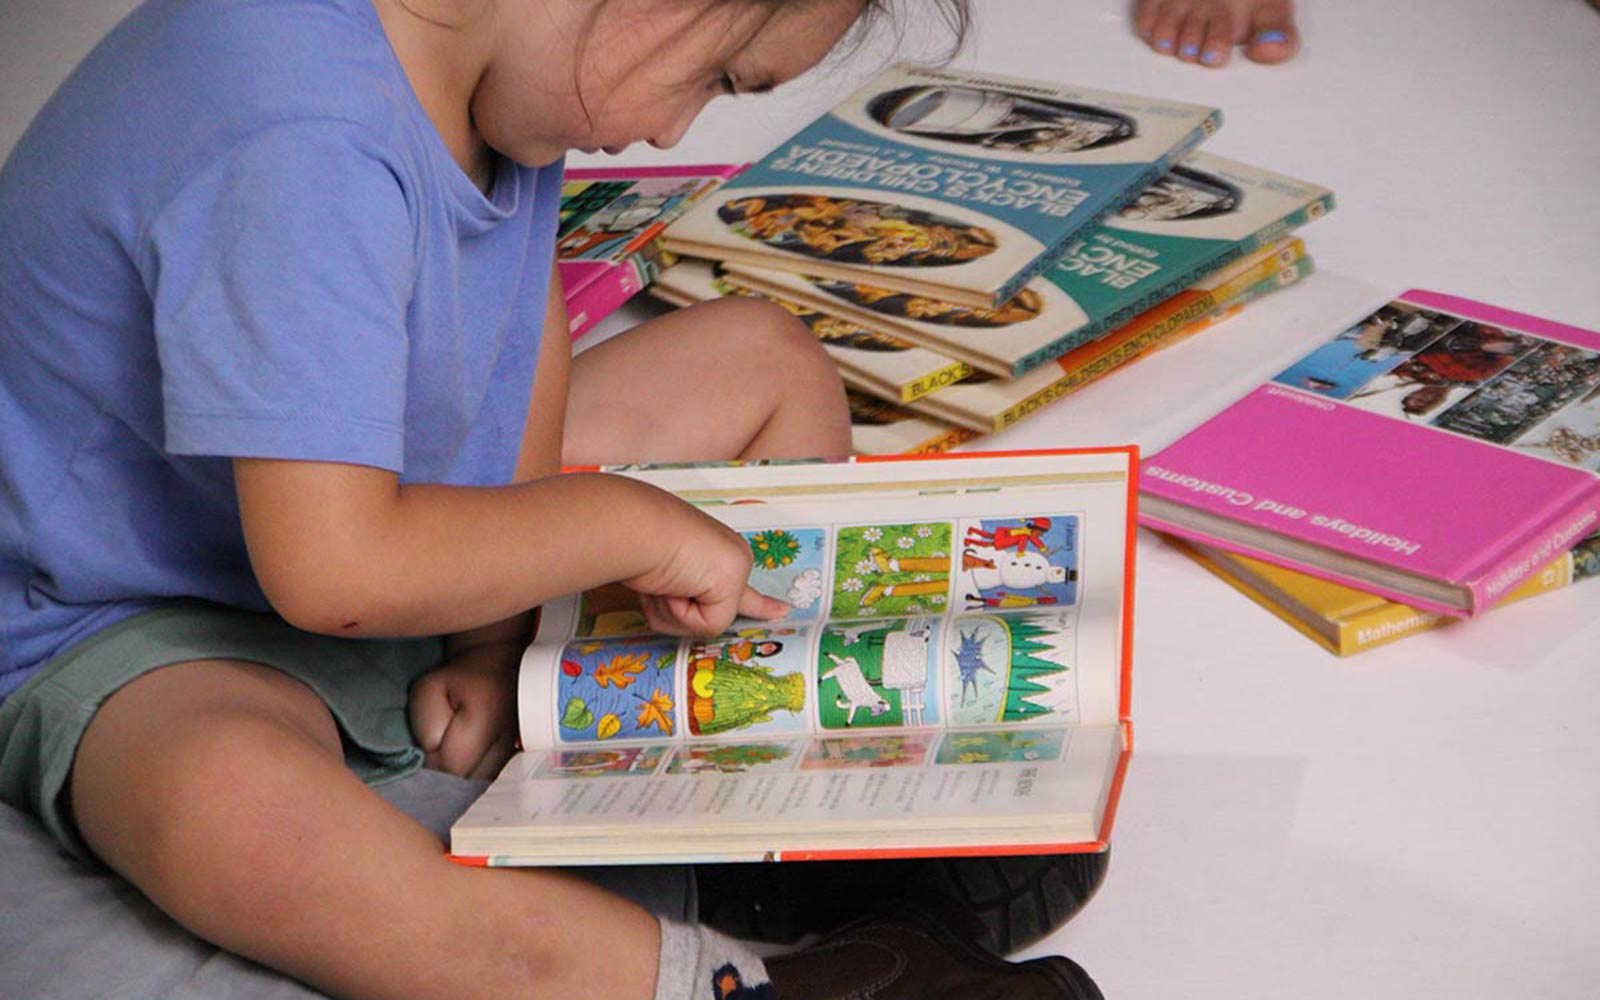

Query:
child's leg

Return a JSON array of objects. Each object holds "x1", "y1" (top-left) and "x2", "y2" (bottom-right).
[
  {"x1": 564, "y1": 297, "x2": 852, "y2": 465},
  {"x1": 69, "y1": 658, "x2": 661, "y2": 1000}
]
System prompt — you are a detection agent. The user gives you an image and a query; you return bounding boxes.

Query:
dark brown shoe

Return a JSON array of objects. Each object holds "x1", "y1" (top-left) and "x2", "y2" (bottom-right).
[
  {"x1": 698, "y1": 851, "x2": 1110, "y2": 955},
  {"x1": 762, "y1": 896, "x2": 1103, "y2": 1000}
]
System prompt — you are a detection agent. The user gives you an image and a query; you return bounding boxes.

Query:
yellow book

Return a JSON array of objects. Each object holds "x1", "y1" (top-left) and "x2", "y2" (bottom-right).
[{"x1": 1171, "y1": 532, "x2": 1600, "y2": 656}]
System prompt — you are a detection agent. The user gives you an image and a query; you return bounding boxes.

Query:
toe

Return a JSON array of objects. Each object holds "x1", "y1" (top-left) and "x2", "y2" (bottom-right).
[
  {"x1": 1198, "y1": 6, "x2": 1237, "y2": 66},
  {"x1": 1176, "y1": 11, "x2": 1210, "y2": 63},
  {"x1": 1149, "y1": 1, "x2": 1192, "y2": 57},
  {"x1": 1244, "y1": 0, "x2": 1301, "y2": 64},
  {"x1": 1132, "y1": 0, "x2": 1163, "y2": 40}
]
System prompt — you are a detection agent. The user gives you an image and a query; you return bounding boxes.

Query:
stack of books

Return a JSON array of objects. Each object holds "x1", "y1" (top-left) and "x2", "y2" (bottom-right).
[
  {"x1": 556, "y1": 164, "x2": 741, "y2": 339},
  {"x1": 652, "y1": 64, "x2": 1334, "y2": 455},
  {"x1": 1140, "y1": 291, "x2": 1600, "y2": 654}
]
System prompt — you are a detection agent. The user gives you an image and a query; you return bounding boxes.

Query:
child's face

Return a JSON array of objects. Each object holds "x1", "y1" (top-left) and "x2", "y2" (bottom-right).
[{"x1": 477, "y1": 0, "x2": 867, "y2": 165}]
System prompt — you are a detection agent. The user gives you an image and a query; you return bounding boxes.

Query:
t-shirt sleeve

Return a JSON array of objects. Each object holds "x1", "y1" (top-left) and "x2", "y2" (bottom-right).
[{"x1": 142, "y1": 119, "x2": 417, "y2": 471}]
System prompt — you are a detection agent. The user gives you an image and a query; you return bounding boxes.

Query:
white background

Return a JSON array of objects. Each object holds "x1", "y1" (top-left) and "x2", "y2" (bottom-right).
[{"x1": 5, "y1": 2, "x2": 1599, "y2": 997}]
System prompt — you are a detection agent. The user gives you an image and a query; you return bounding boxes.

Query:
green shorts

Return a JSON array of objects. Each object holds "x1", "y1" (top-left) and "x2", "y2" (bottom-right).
[{"x1": 0, "y1": 602, "x2": 444, "y2": 861}]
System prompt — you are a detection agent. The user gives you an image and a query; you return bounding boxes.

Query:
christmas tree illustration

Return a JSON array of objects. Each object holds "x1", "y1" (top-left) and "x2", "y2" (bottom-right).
[
  {"x1": 996, "y1": 617, "x2": 1069, "y2": 722},
  {"x1": 689, "y1": 657, "x2": 806, "y2": 736}
]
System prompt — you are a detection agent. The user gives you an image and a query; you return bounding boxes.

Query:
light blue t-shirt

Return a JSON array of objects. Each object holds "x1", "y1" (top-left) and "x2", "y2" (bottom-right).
[{"x1": 0, "y1": 0, "x2": 562, "y2": 697}]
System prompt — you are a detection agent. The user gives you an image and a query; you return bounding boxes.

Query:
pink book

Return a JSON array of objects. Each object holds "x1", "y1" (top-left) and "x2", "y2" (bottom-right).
[
  {"x1": 558, "y1": 164, "x2": 744, "y2": 339},
  {"x1": 1140, "y1": 290, "x2": 1600, "y2": 617}
]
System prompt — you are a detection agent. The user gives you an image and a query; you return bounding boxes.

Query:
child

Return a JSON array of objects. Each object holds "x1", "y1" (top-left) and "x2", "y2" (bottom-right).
[
  {"x1": 0, "y1": 1, "x2": 1100, "y2": 998},
  {"x1": 1133, "y1": 0, "x2": 1301, "y2": 67}
]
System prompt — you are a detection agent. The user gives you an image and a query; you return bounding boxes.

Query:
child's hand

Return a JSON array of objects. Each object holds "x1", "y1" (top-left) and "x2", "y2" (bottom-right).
[
  {"x1": 624, "y1": 511, "x2": 791, "y2": 636},
  {"x1": 408, "y1": 642, "x2": 519, "y2": 780}
]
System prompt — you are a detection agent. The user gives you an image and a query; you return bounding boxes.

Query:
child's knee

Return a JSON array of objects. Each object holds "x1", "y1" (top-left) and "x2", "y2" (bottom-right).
[
  {"x1": 71, "y1": 663, "x2": 344, "y2": 879},
  {"x1": 726, "y1": 298, "x2": 842, "y2": 393}
]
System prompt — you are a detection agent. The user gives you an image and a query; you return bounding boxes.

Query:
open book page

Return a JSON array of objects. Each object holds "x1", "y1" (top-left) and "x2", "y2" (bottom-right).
[
  {"x1": 516, "y1": 451, "x2": 1133, "y2": 752},
  {"x1": 452, "y1": 722, "x2": 1121, "y2": 864},
  {"x1": 450, "y1": 451, "x2": 1134, "y2": 864}
]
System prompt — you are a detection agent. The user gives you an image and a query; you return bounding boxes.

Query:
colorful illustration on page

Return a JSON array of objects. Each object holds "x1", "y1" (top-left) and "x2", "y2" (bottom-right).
[
  {"x1": 533, "y1": 744, "x2": 670, "y2": 779},
  {"x1": 956, "y1": 515, "x2": 1080, "y2": 610},
  {"x1": 685, "y1": 627, "x2": 811, "y2": 738},
  {"x1": 830, "y1": 521, "x2": 955, "y2": 619},
  {"x1": 942, "y1": 610, "x2": 1080, "y2": 727},
  {"x1": 800, "y1": 733, "x2": 935, "y2": 770},
  {"x1": 663, "y1": 740, "x2": 804, "y2": 775},
  {"x1": 815, "y1": 618, "x2": 941, "y2": 731},
  {"x1": 555, "y1": 636, "x2": 681, "y2": 743},
  {"x1": 934, "y1": 728, "x2": 1068, "y2": 765},
  {"x1": 741, "y1": 528, "x2": 828, "y2": 624}
]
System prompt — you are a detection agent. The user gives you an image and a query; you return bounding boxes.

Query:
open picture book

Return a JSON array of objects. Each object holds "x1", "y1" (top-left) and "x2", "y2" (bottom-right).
[{"x1": 449, "y1": 449, "x2": 1137, "y2": 866}]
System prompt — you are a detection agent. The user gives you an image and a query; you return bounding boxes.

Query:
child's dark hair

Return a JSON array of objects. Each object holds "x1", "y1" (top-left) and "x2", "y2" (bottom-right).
[
  {"x1": 571, "y1": 1, "x2": 974, "y2": 125},
  {"x1": 851, "y1": 0, "x2": 974, "y2": 60}
]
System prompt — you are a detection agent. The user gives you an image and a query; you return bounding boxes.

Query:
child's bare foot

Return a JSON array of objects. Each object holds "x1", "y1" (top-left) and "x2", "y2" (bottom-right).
[{"x1": 1133, "y1": 0, "x2": 1300, "y2": 68}]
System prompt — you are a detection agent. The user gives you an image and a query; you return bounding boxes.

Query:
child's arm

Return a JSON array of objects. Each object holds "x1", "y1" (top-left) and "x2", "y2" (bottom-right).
[
  {"x1": 234, "y1": 451, "x2": 780, "y2": 637},
  {"x1": 402, "y1": 270, "x2": 571, "y2": 777},
  {"x1": 233, "y1": 262, "x2": 782, "y2": 642}
]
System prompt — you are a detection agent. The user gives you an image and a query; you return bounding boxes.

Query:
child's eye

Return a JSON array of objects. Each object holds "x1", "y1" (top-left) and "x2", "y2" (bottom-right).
[{"x1": 717, "y1": 72, "x2": 738, "y2": 96}]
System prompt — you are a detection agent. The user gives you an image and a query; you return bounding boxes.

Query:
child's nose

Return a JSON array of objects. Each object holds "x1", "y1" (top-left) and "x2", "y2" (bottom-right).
[
  {"x1": 649, "y1": 117, "x2": 691, "y2": 150},
  {"x1": 650, "y1": 96, "x2": 710, "y2": 150}
]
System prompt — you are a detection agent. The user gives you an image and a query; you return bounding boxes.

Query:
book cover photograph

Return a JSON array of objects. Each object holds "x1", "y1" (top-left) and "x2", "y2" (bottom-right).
[
  {"x1": 557, "y1": 164, "x2": 740, "y2": 337},
  {"x1": 663, "y1": 64, "x2": 1221, "y2": 309},
  {"x1": 722, "y1": 151, "x2": 1333, "y2": 377},
  {"x1": 1140, "y1": 291, "x2": 1600, "y2": 617},
  {"x1": 652, "y1": 259, "x2": 974, "y2": 403},
  {"x1": 448, "y1": 450, "x2": 1137, "y2": 866}
]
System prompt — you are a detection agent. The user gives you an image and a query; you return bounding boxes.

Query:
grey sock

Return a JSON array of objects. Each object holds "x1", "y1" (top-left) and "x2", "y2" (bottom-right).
[{"x1": 654, "y1": 919, "x2": 774, "y2": 1000}]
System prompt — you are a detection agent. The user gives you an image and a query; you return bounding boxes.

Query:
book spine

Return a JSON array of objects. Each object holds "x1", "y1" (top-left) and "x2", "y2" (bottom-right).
[
  {"x1": 1341, "y1": 542, "x2": 1583, "y2": 653},
  {"x1": 1237, "y1": 193, "x2": 1336, "y2": 258},
  {"x1": 908, "y1": 423, "x2": 983, "y2": 455},
  {"x1": 1009, "y1": 241, "x2": 1239, "y2": 377},
  {"x1": 1336, "y1": 605, "x2": 1448, "y2": 655},
  {"x1": 992, "y1": 255, "x2": 1308, "y2": 432},
  {"x1": 565, "y1": 259, "x2": 647, "y2": 340},
  {"x1": 1010, "y1": 201, "x2": 1326, "y2": 377},
  {"x1": 1463, "y1": 496, "x2": 1600, "y2": 613},
  {"x1": 902, "y1": 359, "x2": 976, "y2": 403},
  {"x1": 993, "y1": 110, "x2": 1224, "y2": 313}
]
